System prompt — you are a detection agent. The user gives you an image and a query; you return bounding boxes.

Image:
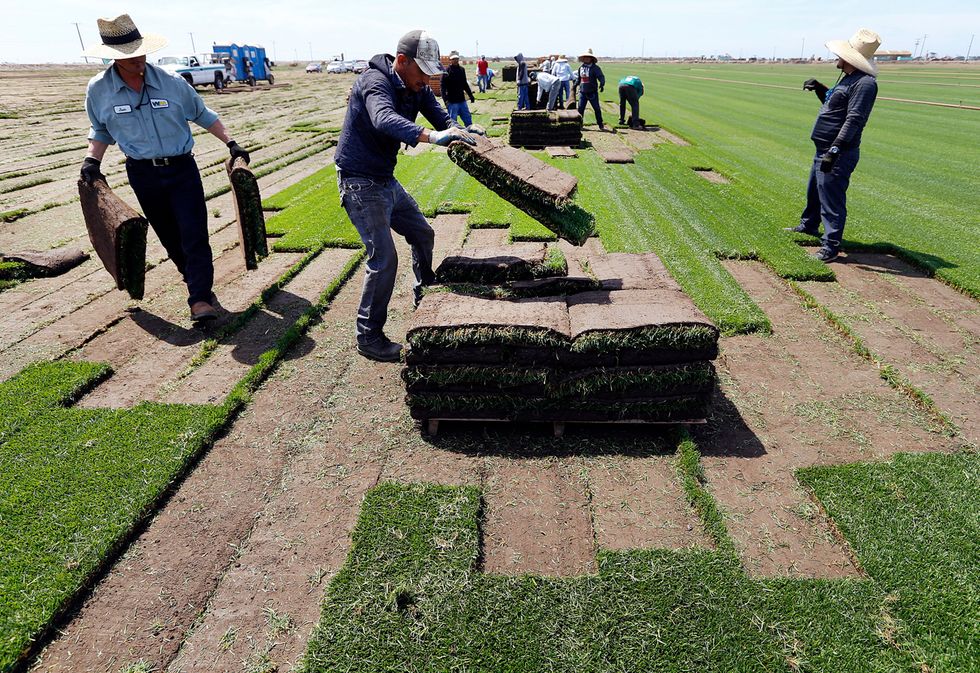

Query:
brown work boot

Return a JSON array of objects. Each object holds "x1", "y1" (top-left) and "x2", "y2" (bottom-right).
[{"x1": 190, "y1": 300, "x2": 218, "y2": 322}]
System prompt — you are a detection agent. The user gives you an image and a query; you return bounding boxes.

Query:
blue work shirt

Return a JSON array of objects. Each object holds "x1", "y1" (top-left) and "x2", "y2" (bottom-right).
[
  {"x1": 810, "y1": 71, "x2": 877, "y2": 150},
  {"x1": 85, "y1": 63, "x2": 220, "y2": 160}
]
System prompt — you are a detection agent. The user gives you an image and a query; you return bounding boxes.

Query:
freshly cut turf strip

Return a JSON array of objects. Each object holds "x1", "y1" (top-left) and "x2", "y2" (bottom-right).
[
  {"x1": 568, "y1": 290, "x2": 719, "y2": 352},
  {"x1": 1, "y1": 246, "x2": 89, "y2": 278},
  {"x1": 226, "y1": 157, "x2": 268, "y2": 269},
  {"x1": 436, "y1": 244, "x2": 567, "y2": 283},
  {"x1": 78, "y1": 178, "x2": 148, "y2": 299},
  {"x1": 448, "y1": 136, "x2": 595, "y2": 246}
]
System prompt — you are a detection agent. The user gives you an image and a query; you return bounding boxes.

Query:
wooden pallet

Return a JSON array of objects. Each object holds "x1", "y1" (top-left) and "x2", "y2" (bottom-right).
[{"x1": 422, "y1": 417, "x2": 706, "y2": 438}]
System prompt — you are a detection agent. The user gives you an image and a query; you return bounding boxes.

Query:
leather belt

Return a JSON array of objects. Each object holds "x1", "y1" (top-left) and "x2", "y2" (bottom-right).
[{"x1": 126, "y1": 153, "x2": 193, "y2": 167}]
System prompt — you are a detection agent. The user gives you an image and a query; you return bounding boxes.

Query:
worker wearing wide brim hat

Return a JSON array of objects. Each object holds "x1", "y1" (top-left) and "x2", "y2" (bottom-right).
[
  {"x1": 80, "y1": 14, "x2": 252, "y2": 321},
  {"x1": 573, "y1": 48, "x2": 606, "y2": 129},
  {"x1": 785, "y1": 29, "x2": 881, "y2": 263}
]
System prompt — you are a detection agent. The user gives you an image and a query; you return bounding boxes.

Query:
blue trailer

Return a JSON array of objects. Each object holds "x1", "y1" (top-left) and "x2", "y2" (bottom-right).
[{"x1": 211, "y1": 43, "x2": 274, "y2": 86}]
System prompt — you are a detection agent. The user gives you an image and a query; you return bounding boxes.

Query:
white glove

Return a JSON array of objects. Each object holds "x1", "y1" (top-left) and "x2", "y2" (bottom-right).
[
  {"x1": 465, "y1": 123, "x2": 487, "y2": 136},
  {"x1": 429, "y1": 127, "x2": 476, "y2": 146}
]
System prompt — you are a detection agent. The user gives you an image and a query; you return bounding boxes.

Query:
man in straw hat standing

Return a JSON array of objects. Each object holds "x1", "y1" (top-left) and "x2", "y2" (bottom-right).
[
  {"x1": 80, "y1": 14, "x2": 251, "y2": 322},
  {"x1": 575, "y1": 49, "x2": 606, "y2": 130},
  {"x1": 334, "y1": 30, "x2": 476, "y2": 362},
  {"x1": 786, "y1": 29, "x2": 881, "y2": 263}
]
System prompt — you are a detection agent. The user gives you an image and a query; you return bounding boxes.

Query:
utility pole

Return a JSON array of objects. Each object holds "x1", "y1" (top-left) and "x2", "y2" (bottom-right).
[
  {"x1": 189, "y1": 32, "x2": 196, "y2": 53},
  {"x1": 309, "y1": 42, "x2": 313, "y2": 61},
  {"x1": 920, "y1": 34, "x2": 928, "y2": 60},
  {"x1": 967, "y1": 34, "x2": 975, "y2": 61},
  {"x1": 800, "y1": 37, "x2": 805, "y2": 60},
  {"x1": 476, "y1": 40, "x2": 479, "y2": 58},
  {"x1": 641, "y1": 38, "x2": 645, "y2": 58},
  {"x1": 73, "y1": 23, "x2": 89, "y2": 63}
]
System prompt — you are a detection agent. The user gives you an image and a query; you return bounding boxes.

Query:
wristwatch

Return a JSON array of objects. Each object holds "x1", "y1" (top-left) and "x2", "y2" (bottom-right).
[{"x1": 828, "y1": 146, "x2": 840, "y2": 155}]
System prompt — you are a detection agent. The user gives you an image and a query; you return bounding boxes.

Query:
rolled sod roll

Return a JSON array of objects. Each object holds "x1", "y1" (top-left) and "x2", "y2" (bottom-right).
[
  {"x1": 447, "y1": 136, "x2": 595, "y2": 246},
  {"x1": 78, "y1": 178, "x2": 148, "y2": 299},
  {"x1": 227, "y1": 157, "x2": 268, "y2": 270}
]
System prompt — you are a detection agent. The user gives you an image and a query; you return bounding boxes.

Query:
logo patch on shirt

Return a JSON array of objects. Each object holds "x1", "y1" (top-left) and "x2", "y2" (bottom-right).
[
  {"x1": 113, "y1": 104, "x2": 133, "y2": 114},
  {"x1": 150, "y1": 99, "x2": 170, "y2": 109}
]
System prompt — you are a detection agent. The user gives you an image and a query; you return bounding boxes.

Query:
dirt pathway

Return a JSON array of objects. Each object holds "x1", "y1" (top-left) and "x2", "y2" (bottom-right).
[
  {"x1": 697, "y1": 260, "x2": 960, "y2": 578},
  {"x1": 800, "y1": 253, "x2": 979, "y2": 446}
]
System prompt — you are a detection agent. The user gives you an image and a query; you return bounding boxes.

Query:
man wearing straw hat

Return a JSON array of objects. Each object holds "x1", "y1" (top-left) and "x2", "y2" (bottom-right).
[
  {"x1": 574, "y1": 48, "x2": 606, "y2": 130},
  {"x1": 80, "y1": 14, "x2": 251, "y2": 322},
  {"x1": 786, "y1": 29, "x2": 881, "y2": 263}
]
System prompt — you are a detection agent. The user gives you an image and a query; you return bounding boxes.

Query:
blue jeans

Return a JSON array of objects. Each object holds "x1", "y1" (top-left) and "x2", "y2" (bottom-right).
[
  {"x1": 799, "y1": 146, "x2": 860, "y2": 251},
  {"x1": 477, "y1": 74, "x2": 487, "y2": 93},
  {"x1": 577, "y1": 90, "x2": 604, "y2": 127},
  {"x1": 339, "y1": 174, "x2": 434, "y2": 344},
  {"x1": 446, "y1": 101, "x2": 473, "y2": 127},
  {"x1": 517, "y1": 84, "x2": 530, "y2": 110},
  {"x1": 127, "y1": 156, "x2": 213, "y2": 306}
]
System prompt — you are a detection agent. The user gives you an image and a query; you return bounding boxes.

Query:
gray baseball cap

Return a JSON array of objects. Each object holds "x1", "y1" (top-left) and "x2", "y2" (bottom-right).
[{"x1": 396, "y1": 29, "x2": 443, "y2": 76}]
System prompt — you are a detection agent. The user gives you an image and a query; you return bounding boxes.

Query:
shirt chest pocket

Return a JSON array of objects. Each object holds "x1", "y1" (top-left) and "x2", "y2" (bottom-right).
[{"x1": 827, "y1": 88, "x2": 848, "y2": 110}]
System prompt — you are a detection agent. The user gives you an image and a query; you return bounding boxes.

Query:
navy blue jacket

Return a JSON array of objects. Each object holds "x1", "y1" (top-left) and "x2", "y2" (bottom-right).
[
  {"x1": 810, "y1": 71, "x2": 877, "y2": 149},
  {"x1": 335, "y1": 54, "x2": 453, "y2": 179}
]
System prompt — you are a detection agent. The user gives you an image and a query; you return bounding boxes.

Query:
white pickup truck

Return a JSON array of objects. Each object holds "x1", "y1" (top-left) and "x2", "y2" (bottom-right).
[{"x1": 157, "y1": 55, "x2": 229, "y2": 89}]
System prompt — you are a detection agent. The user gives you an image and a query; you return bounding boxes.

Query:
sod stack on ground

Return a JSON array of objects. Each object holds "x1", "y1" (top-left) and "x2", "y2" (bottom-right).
[
  {"x1": 405, "y1": 252, "x2": 719, "y2": 427},
  {"x1": 447, "y1": 136, "x2": 595, "y2": 246},
  {"x1": 226, "y1": 157, "x2": 268, "y2": 270},
  {"x1": 434, "y1": 243, "x2": 601, "y2": 298},
  {"x1": 78, "y1": 178, "x2": 148, "y2": 300},
  {"x1": 508, "y1": 109, "x2": 583, "y2": 148}
]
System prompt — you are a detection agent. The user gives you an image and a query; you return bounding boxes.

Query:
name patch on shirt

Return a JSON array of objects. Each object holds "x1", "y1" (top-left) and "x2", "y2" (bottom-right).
[
  {"x1": 113, "y1": 104, "x2": 133, "y2": 114},
  {"x1": 150, "y1": 99, "x2": 170, "y2": 109}
]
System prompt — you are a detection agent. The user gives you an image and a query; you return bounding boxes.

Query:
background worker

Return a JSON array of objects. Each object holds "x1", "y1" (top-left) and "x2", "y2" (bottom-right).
[
  {"x1": 535, "y1": 70, "x2": 562, "y2": 111},
  {"x1": 441, "y1": 51, "x2": 476, "y2": 126},
  {"x1": 618, "y1": 74, "x2": 644, "y2": 128},
  {"x1": 551, "y1": 55, "x2": 572, "y2": 107},
  {"x1": 785, "y1": 28, "x2": 881, "y2": 263},
  {"x1": 515, "y1": 52, "x2": 530, "y2": 110},
  {"x1": 476, "y1": 54, "x2": 489, "y2": 93},
  {"x1": 334, "y1": 29, "x2": 477, "y2": 362},
  {"x1": 539, "y1": 54, "x2": 552, "y2": 74},
  {"x1": 80, "y1": 14, "x2": 250, "y2": 323},
  {"x1": 575, "y1": 48, "x2": 605, "y2": 129}
]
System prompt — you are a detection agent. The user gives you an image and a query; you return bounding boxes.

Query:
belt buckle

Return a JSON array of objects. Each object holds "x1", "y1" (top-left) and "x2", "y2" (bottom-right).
[{"x1": 151, "y1": 157, "x2": 169, "y2": 167}]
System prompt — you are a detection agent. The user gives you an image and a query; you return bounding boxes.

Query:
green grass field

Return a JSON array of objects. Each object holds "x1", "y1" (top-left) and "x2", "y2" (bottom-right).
[{"x1": 300, "y1": 445, "x2": 978, "y2": 672}]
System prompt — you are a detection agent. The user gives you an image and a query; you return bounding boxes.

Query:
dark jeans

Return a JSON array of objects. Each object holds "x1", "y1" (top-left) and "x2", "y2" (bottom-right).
[
  {"x1": 577, "y1": 89, "x2": 604, "y2": 127},
  {"x1": 619, "y1": 85, "x2": 640, "y2": 124},
  {"x1": 339, "y1": 174, "x2": 434, "y2": 344},
  {"x1": 799, "y1": 146, "x2": 860, "y2": 251},
  {"x1": 126, "y1": 156, "x2": 213, "y2": 306}
]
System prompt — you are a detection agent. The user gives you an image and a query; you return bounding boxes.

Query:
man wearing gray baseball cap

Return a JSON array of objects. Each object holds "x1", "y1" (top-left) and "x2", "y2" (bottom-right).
[{"x1": 335, "y1": 30, "x2": 478, "y2": 362}]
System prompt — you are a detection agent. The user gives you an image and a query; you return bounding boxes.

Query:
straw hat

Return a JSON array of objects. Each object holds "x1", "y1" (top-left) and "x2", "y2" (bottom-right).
[
  {"x1": 81, "y1": 14, "x2": 168, "y2": 60},
  {"x1": 826, "y1": 29, "x2": 881, "y2": 76},
  {"x1": 449, "y1": 51, "x2": 460, "y2": 60},
  {"x1": 578, "y1": 48, "x2": 598, "y2": 63}
]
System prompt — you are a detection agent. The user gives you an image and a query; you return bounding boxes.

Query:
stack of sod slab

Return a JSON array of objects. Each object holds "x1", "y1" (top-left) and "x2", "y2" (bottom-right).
[
  {"x1": 447, "y1": 136, "x2": 595, "y2": 246},
  {"x1": 405, "y1": 252, "x2": 719, "y2": 425},
  {"x1": 434, "y1": 243, "x2": 602, "y2": 298},
  {"x1": 508, "y1": 110, "x2": 583, "y2": 148}
]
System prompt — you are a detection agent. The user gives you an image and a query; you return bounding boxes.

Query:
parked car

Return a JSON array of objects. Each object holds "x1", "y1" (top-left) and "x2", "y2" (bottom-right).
[
  {"x1": 351, "y1": 59, "x2": 369, "y2": 73},
  {"x1": 326, "y1": 60, "x2": 347, "y2": 74},
  {"x1": 305, "y1": 62, "x2": 322, "y2": 73},
  {"x1": 342, "y1": 60, "x2": 356, "y2": 73}
]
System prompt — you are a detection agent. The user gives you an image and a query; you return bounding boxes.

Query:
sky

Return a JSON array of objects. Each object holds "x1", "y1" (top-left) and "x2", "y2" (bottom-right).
[{"x1": 1, "y1": 1, "x2": 977, "y2": 64}]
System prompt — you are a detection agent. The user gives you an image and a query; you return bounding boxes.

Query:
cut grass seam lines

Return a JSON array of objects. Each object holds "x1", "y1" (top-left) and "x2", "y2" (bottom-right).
[
  {"x1": 786, "y1": 280, "x2": 959, "y2": 437},
  {"x1": 674, "y1": 429, "x2": 736, "y2": 557}
]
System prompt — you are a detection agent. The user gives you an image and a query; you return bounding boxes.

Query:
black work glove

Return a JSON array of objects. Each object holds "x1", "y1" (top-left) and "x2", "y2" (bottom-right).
[
  {"x1": 80, "y1": 157, "x2": 104, "y2": 185},
  {"x1": 803, "y1": 78, "x2": 829, "y2": 101},
  {"x1": 599, "y1": 85, "x2": 604, "y2": 93},
  {"x1": 227, "y1": 140, "x2": 250, "y2": 164},
  {"x1": 819, "y1": 147, "x2": 840, "y2": 173}
]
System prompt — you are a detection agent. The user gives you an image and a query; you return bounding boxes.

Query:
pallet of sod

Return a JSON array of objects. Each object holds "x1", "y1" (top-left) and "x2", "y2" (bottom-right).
[
  {"x1": 78, "y1": 178, "x2": 148, "y2": 299},
  {"x1": 226, "y1": 156, "x2": 268, "y2": 269},
  {"x1": 435, "y1": 243, "x2": 567, "y2": 284},
  {"x1": 509, "y1": 109, "x2": 584, "y2": 148},
  {"x1": 447, "y1": 135, "x2": 595, "y2": 246},
  {"x1": 405, "y1": 287, "x2": 719, "y2": 427}
]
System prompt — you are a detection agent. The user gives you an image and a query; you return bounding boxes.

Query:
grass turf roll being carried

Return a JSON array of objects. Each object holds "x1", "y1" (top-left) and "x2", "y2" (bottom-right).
[
  {"x1": 78, "y1": 178, "x2": 148, "y2": 300},
  {"x1": 226, "y1": 157, "x2": 268, "y2": 270},
  {"x1": 448, "y1": 136, "x2": 595, "y2": 246}
]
